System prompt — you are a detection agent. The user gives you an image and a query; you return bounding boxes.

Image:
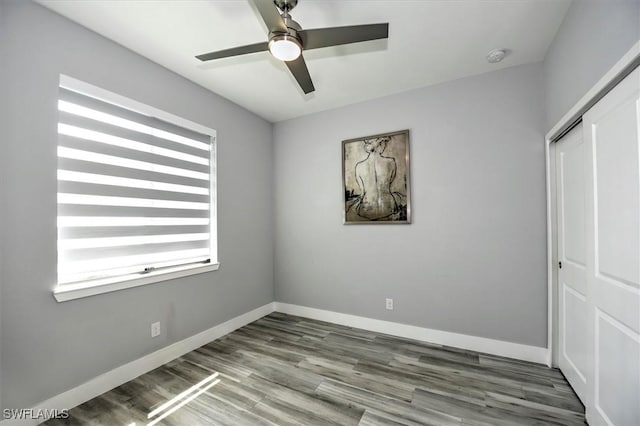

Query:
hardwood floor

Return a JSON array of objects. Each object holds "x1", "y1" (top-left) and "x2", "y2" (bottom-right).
[{"x1": 46, "y1": 313, "x2": 586, "y2": 425}]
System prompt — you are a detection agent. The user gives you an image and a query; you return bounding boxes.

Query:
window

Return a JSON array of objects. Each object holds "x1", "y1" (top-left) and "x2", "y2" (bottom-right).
[{"x1": 54, "y1": 76, "x2": 218, "y2": 302}]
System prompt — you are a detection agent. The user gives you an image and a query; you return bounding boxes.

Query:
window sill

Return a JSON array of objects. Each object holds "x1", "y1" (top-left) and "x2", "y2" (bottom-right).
[{"x1": 53, "y1": 262, "x2": 220, "y2": 302}]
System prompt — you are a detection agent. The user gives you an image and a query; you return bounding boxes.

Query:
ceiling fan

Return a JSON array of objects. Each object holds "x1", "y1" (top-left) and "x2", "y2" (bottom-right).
[{"x1": 195, "y1": 0, "x2": 389, "y2": 94}]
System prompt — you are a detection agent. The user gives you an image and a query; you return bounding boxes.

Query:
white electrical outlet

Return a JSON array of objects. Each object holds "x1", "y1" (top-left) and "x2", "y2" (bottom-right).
[
  {"x1": 151, "y1": 321, "x2": 161, "y2": 338},
  {"x1": 385, "y1": 298, "x2": 394, "y2": 310}
]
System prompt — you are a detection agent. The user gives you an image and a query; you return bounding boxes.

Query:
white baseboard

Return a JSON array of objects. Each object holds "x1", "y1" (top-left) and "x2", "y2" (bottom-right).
[
  {"x1": 0, "y1": 302, "x2": 276, "y2": 426},
  {"x1": 274, "y1": 302, "x2": 548, "y2": 364}
]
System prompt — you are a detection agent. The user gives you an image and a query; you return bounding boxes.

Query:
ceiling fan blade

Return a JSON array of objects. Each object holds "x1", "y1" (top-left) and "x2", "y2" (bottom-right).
[
  {"x1": 195, "y1": 42, "x2": 269, "y2": 62},
  {"x1": 299, "y1": 23, "x2": 389, "y2": 50},
  {"x1": 285, "y1": 55, "x2": 315, "y2": 94},
  {"x1": 252, "y1": 0, "x2": 288, "y2": 33}
]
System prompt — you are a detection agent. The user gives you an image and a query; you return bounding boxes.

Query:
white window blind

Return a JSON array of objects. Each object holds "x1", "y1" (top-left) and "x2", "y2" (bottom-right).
[{"x1": 57, "y1": 81, "x2": 215, "y2": 286}]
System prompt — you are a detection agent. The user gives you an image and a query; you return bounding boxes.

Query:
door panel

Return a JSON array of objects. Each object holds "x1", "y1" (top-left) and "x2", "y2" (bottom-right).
[
  {"x1": 595, "y1": 311, "x2": 640, "y2": 426},
  {"x1": 594, "y1": 281, "x2": 640, "y2": 335},
  {"x1": 563, "y1": 284, "x2": 588, "y2": 383},
  {"x1": 562, "y1": 137, "x2": 587, "y2": 267},
  {"x1": 593, "y1": 96, "x2": 640, "y2": 287},
  {"x1": 556, "y1": 123, "x2": 588, "y2": 402},
  {"x1": 583, "y1": 66, "x2": 640, "y2": 426}
]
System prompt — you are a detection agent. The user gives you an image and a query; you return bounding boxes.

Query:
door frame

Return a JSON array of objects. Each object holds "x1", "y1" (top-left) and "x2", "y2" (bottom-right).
[{"x1": 544, "y1": 41, "x2": 640, "y2": 367}]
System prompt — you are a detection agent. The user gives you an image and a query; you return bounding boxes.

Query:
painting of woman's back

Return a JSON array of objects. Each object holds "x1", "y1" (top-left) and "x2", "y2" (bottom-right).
[{"x1": 343, "y1": 130, "x2": 411, "y2": 224}]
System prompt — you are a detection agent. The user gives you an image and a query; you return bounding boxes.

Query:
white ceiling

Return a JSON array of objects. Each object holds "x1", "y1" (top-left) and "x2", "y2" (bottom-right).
[{"x1": 38, "y1": 0, "x2": 572, "y2": 122}]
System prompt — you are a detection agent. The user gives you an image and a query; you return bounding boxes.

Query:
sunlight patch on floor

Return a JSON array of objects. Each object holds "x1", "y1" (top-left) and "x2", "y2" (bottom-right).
[{"x1": 147, "y1": 372, "x2": 220, "y2": 426}]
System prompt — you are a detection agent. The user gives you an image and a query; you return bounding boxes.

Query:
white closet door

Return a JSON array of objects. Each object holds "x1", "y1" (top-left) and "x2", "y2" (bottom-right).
[
  {"x1": 583, "y1": 66, "x2": 640, "y2": 426},
  {"x1": 556, "y1": 123, "x2": 589, "y2": 403}
]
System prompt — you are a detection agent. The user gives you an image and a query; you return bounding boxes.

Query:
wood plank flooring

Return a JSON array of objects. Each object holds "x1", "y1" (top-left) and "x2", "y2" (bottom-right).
[{"x1": 45, "y1": 313, "x2": 586, "y2": 425}]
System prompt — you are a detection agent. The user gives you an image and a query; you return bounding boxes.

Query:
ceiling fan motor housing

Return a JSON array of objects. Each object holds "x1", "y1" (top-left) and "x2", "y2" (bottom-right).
[
  {"x1": 274, "y1": 0, "x2": 298, "y2": 12},
  {"x1": 270, "y1": 12, "x2": 302, "y2": 48}
]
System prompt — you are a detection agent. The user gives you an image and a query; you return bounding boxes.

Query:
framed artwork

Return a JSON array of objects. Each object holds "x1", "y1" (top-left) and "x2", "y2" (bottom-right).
[{"x1": 342, "y1": 129, "x2": 411, "y2": 224}]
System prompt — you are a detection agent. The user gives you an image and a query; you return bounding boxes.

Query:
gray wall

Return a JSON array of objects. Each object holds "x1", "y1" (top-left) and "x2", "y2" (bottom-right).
[
  {"x1": 273, "y1": 63, "x2": 548, "y2": 348},
  {"x1": 0, "y1": 0, "x2": 4, "y2": 414},
  {"x1": 543, "y1": 0, "x2": 640, "y2": 130},
  {"x1": 0, "y1": 0, "x2": 273, "y2": 410}
]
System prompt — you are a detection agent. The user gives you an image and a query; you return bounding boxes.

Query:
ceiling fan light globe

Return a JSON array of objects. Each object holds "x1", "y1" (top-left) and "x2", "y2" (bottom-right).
[{"x1": 269, "y1": 36, "x2": 302, "y2": 61}]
